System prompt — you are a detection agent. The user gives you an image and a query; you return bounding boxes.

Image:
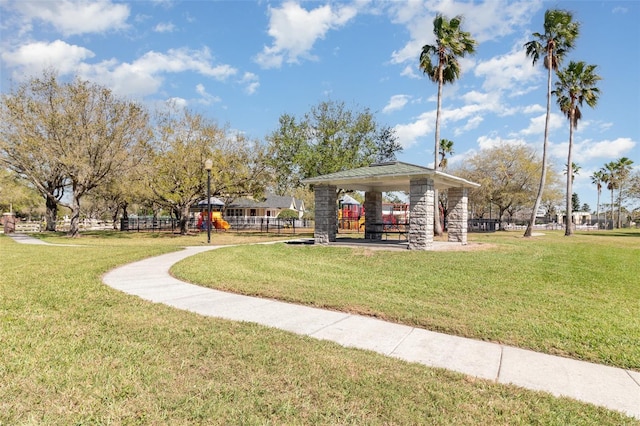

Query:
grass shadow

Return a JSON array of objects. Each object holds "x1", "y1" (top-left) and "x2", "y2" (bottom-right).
[{"x1": 580, "y1": 230, "x2": 640, "y2": 238}]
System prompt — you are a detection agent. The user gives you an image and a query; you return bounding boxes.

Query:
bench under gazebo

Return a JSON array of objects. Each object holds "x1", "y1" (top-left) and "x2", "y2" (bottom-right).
[{"x1": 303, "y1": 161, "x2": 480, "y2": 250}]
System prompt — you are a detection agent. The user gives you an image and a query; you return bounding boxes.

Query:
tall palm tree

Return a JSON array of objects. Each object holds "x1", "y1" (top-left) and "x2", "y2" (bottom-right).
[
  {"x1": 553, "y1": 60, "x2": 601, "y2": 236},
  {"x1": 602, "y1": 162, "x2": 617, "y2": 228},
  {"x1": 419, "y1": 14, "x2": 476, "y2": 236},
  {"x1": 613, "y1": 156, "x2": 634, "y2": 228},
  {"x1": 523, "y1": 9, "x2": 579, "y2": 237},
  {"x1": 590, "y1": 170, "x2": 604, "y2": 229},
  {"x1": 438, "y1": 138, "x2": 454, "y2": 169}
]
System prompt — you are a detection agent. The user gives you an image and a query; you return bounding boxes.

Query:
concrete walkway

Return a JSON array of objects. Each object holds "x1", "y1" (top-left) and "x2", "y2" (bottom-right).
[{"x1": 7, "y1": 233, "x2": 640, "y2": 419}]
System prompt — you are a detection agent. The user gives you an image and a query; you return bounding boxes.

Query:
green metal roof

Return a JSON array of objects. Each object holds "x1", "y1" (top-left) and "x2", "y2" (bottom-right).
[{"x1": 302, "y1": 161, "x2": 480, "y2": 192}]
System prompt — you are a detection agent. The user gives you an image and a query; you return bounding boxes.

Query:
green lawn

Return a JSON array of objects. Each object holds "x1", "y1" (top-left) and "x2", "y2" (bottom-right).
[
  {"x1": 173, "y1": 230, "x2": 640, "y2": 371},
  {"x1": 1, "y1": 230, "x2": 638, "y2": 424}
]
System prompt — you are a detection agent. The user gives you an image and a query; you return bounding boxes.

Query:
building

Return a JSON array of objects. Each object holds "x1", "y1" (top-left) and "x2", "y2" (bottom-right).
[
  {"x1": 303, "y1": 161, "x2": 479, "y2": 250},
  {"x1": 225, "y1": 193, "x2": 306, "y2": 219}
]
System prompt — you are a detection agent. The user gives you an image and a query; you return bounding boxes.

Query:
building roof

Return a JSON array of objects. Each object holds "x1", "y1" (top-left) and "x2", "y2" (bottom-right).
[
  {"x1": 340, "y1": 194, "x2": 361, "y2": 205},
  {"x1": 302, "y1": 161, "x2": 480, "y2": 192},
  {"x1": 227, "y1": 193, "x2": 304, "y2": 211},
  {"x1": 196, "y1": 197, "x2": 225, "y2": 207}
]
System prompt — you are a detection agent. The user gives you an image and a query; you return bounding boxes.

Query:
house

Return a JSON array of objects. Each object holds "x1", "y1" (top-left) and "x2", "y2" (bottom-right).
[
  {"x1": 558, "y1": 211, "x2": 592, "y2": 226},
  {"x1": 224, "y1": 193, "x2": 306, "y2": 220}
]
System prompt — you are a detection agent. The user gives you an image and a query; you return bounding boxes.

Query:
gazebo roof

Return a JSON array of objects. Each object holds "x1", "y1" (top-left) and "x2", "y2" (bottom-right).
[{"x1": 303, "y1": 161, "x2": 480, "y2": 192}]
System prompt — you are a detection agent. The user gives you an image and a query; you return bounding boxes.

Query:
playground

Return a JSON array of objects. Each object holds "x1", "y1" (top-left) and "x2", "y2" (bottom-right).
[
  {"x1": 197, "y1": 210, "x2": 231, "y2": 231},
  {"x1": 338, "y1": 194, "x2": 411, "y2": 235}
]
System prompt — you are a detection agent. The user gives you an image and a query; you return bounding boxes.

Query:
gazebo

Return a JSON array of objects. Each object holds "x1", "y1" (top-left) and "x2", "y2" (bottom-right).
[{"x1": 303, "y1": 161, "x2": 480, "y2": 250}]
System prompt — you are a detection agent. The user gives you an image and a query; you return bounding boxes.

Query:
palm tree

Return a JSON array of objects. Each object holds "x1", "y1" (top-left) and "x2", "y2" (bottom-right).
[
  {"x1": 419, "y1": 14, "x2": 476, "y2": 236},
  {"x1": 613, "y1": 157, "x2": 634, "y2": 228},
  {"x1": 438, "y1": 138, "x2": 454, "y2": 169},
  {"x1": 602, "y1": 162, "x2": 617, "y2": 228},
  {"x1": 590, "y1": 170, "x2": 604, "y2": 228},
  {"x1": 523, "y1": 9, "x2": 579, "y2": 237},
  {"x1": 564, "y1": 162, "x2": 581, "y2": 184},
  {"x1": 553, "y1": 61, "x2": 601, "y2": 236}
]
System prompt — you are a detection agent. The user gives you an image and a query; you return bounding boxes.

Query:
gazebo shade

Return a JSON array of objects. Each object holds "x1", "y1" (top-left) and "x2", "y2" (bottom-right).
[{"x1": 302, "y1": 161, "x2": 479, "y2": 192}]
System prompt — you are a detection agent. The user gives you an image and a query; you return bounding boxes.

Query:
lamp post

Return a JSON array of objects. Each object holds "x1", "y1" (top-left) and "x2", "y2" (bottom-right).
[{"x1": 204, "y1": 158, "x2": 213, "y2": 244}]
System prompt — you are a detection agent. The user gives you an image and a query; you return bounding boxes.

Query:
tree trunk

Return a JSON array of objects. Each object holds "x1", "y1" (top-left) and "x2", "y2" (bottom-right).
[
  {"x1": 111, "y1": 204, "x2": 121, "y2": 230},
  {"x1": 174, "y1": 205, "x2": 190, "y2": 235},
  {"x1": 68, "y1": 194, "x2": 82, "y2": 238},
  {"x1": 610, "y1": 189, "x2": 614, "y2": 229},
  {"x1": 617, "y1": 186, "x2": 623, "y2": 228},
  {"x1": 524, "y1": 62, "x2": 553, "y2": 237},
  {"x1": 595, "y1": 189, "x2": 600, "y2": 229},
  {"x1": 433, "y1": 69, "x2": 444, "y2": 237},
  {"x1": 565, "y1": 117, "x2": 575, "y2": 237},
  {"x1": 44, "y1": 195, "x2": 58, "y2": 232}
]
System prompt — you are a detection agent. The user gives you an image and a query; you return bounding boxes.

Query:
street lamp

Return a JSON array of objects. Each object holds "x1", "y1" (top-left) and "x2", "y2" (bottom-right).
[{"x1": 204, "y1": 158, "x2": 213, "y2": 244}]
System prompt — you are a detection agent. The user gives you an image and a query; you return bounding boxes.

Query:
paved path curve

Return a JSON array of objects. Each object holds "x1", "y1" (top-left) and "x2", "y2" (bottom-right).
[{"x1": 8, "y1": 234, "x2": 640, "y2": 419}]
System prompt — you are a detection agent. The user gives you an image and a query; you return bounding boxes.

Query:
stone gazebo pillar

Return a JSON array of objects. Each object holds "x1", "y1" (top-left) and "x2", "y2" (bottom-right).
[
  {"x1": 447, "y1": 187, "x2": 468, "y2": 244},
  {"x1": 364, "y1": 191, "x2": 383, "y2": 240},
  {"x1": 409, "y1": 178, "x2": 434, "y2": 250},
  {"x1": 313, "y1": 185, "x2": 337, "y2": 244}
]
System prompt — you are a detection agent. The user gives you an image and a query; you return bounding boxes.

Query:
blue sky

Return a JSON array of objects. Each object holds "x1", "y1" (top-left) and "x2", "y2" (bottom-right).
[{"x1": 1, "y1": 0, "x2": 638, "y2": 210}]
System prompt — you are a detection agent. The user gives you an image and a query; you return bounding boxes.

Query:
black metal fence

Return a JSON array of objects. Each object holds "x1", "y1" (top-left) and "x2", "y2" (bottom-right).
[
  {"x1": 120, "y1": 217, "x2": 198, "y2": 232},
  {"x1": 120, "y1": 216, "x2": 313, "y2": 234},
  {"x1": 224, "y1": 217, "x2": 313, "y2": 234}
]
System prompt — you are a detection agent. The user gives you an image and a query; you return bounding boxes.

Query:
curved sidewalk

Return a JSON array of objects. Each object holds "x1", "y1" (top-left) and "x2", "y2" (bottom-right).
[{"x1": 8, "y1": 234, "x2": 640, "y2": 419}]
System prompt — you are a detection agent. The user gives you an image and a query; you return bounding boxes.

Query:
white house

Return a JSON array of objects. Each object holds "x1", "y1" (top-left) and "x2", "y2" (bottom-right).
[{"x1": 224, "y1": 193, "x2": 306, "y2": 220}]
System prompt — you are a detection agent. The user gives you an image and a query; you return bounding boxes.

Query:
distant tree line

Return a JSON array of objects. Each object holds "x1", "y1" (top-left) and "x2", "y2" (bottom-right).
[
  {"x1": 1, "y1": 71, "x2": 401, "y2": 236},
  {"x1": 591, "y1": 157, "x2": 636, "y2": 228}
]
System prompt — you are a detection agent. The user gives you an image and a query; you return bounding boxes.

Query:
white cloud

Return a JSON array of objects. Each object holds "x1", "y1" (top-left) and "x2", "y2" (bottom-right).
[
  {"x1": 1, "y1": 40, "x2": 95, "y2": 78},
  {"x1": 382, "y1": 94, "x2": 411, "y2": 114},
  {"x1": 154, "y1": 22, "x2": 176, "y2": 33},
  {"x1": 74, "y1": 47, "x2": 238, "y2": 98},
  {"x1": 393, "y1": 111, "x2": 436, "y2": 149},
  {"x1": 522, "y1": 104, "x2": 545, "y2": 114},
  {"x1": 166, "y1": 97, "x2": 188, "y2": 109},
  {"x1": 474, "y1": 42, "x2": 539, "y2": 95},
  {"x1": 10, "y1": 0, "x2": 130, "y2": 36},
  {"x1": 477, "y1": 134, "x2": 526, "y2": 150},
  {"x1": 393, "y1": 99, "x2": 498, "y2": 148},
  {"x1": 454, "y1": 116, "x2": 483, "y2": 136},
  {"x1": 460, "y1": 90, "x2": 494, "y2": 106},
  {"x1": 195, "y1": 83, "x2": 221, "y2": 105},
  {"x1": 133, "y1": 48, "x2": 236, "y2": 79},
  {"x1": 434, "y1": 0, "x2": 541, "y2": 43},
  {"x1": 389, "y1": 0, "x2": 542, "y2": 65},
  {"x1": 239, "y1": 72, "x2": 260, "y2": 95},
  {"x1": 254, "y1": 1, "x2": 357, "y2": 69},
  {"x1": 401, "y1": 64, "x2": 419, "y2": 79},
  {"x1": 518, "y1": 112, "x2": 564, "y2": 136},
  {"x1": 573, "y1": 138, "x2": 637, "y2": 162}
]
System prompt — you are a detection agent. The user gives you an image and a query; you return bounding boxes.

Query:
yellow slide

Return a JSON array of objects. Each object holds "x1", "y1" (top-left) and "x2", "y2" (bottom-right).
[{"x1": 212, "y1": 212, "x2": 231, "y2": 230}]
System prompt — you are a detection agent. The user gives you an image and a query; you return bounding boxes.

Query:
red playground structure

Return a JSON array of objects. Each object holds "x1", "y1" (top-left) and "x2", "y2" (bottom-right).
[{"x1": 338, "y1": 194, "x2": 409, "y2": 231}]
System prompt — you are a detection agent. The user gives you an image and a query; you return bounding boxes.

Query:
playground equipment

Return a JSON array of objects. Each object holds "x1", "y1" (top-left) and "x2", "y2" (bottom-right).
[
  {"x1": 338, "y1": 197, "x2": 364, "y2": 230},
  {"x1": 338, "y1": 199, "x2": 409, "y2": 231},
  {"x1": 382, "y1": 203, "x2": 409, "y2": 226},
  {"x1": 197, "y1": 211, "x2": 230, "y2": 231}
]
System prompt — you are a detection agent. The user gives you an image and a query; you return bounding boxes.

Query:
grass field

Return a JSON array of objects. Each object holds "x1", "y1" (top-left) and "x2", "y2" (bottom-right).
[
  {"x1": 173, "y1": 230, "x2": 640, "y2": 371},
  {"x1": 1, "y1": 230, "x2": 638, "y2": 425}
]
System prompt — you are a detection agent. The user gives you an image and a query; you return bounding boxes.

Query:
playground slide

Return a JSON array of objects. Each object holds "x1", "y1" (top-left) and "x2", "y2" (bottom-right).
[
  {"x1": 198, "y1": 211, "x2": 231, "y2": 231},
  {"x1": 214, "y1": 218, "x2": 230, "y2": 230},
  {"x1": 211, "y1": 212, "x2": 230, "y2": 230}
]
